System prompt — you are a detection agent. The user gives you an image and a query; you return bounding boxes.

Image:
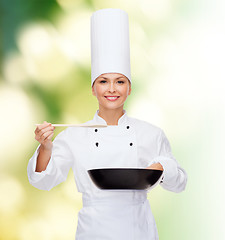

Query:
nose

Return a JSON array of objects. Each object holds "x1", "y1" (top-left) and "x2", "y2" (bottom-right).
[{"x1": 108, "y1": 82, "x2": 116, "y2": 93}]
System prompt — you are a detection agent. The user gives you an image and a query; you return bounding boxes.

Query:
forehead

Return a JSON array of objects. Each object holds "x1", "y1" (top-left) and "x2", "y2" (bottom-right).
[{"x1": 98, "y1": 73, "x2": 126, "y2": 79}]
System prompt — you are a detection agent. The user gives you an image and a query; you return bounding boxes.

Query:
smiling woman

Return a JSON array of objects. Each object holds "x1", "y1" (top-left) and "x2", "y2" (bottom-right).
[
  {"x1": 27, "y1": 8, "x2": 187, "y2": 240},
  {"x1": 91, "y1": 73, "x2": 131, "y2": 125}
]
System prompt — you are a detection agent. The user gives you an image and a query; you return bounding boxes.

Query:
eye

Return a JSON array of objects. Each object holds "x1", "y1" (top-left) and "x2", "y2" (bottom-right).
[
  {"x1": 117, "y1": 80, "x2": 125, "y2": 84},
  {"x1": 99, "y1": 80, "x2": 107, "y2": 83}
]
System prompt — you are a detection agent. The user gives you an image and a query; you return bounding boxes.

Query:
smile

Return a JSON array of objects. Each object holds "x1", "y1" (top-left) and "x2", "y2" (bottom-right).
[{"x1": 104, "y1": 96, "x2": 120, "y2": 101}]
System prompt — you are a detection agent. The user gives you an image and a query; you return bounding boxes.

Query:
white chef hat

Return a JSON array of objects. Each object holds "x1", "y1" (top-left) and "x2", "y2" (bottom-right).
[{"x1": 90, "y1": 8, "x2": 131, "y2": 86}]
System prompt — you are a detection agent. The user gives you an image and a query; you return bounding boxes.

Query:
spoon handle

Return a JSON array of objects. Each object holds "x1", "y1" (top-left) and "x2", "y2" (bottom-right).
[{"x1": 35, "y1": 123, "x2": 107, "y2": 128}]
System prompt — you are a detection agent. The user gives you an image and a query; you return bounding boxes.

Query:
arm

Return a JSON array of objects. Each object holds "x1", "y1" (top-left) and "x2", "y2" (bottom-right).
[
  {"x1": 27, "y1": 122, "x2": 73, "y2": 191},
  {"x1": 34, "y1": 121, "x2": 54, "y2": 172},
  {"x1": 149, "y1": 130, "x2": 188, "y2": 193}
]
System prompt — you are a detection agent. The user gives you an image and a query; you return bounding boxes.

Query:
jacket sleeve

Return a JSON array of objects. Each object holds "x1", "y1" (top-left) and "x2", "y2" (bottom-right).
[
  {"x1": 27, "y1": 129, "x2": 73, "y2": 191},
  {"x1": 152, "y1": 130, "x2": 188, "y2": 193}
]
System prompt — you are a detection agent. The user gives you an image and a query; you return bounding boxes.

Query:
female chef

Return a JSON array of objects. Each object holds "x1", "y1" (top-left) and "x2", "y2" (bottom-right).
[{"x1": 27, "y1": 8, "x2": 187, "y2": 240}]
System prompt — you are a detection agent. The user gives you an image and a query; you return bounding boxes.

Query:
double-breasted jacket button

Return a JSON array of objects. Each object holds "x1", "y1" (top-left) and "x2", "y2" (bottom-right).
[
  {"x1": 130, "y1": 143, "x2": 133, "y2": 146},
  {"x1": 95, "y1": 129, "x2": 98, "y2": 132},
  {"x1": 96, "y1": 142, "x2": 99, "y2": 147},
  {"x1": 126, "y1": 126, "x2": 130, "y2": 129}
]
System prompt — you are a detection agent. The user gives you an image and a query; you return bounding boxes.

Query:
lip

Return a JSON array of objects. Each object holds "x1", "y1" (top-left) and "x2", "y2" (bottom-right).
[{"x1": 104, "y1": 96, "x2": 120, "y2": 101}]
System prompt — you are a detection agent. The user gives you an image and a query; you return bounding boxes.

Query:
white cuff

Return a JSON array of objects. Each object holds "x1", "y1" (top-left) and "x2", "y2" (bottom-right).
[
  {"x1": 27, "y1": 145, "x2": 55, "y2": 183},
  {"x1": 151, "y1": 156, "x2": 178, "y2": 186}
]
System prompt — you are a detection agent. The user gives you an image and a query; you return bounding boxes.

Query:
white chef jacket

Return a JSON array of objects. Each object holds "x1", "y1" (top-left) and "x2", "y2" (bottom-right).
[{"x1": 27, "y1": 110, "x2": 187, "y2": 240}]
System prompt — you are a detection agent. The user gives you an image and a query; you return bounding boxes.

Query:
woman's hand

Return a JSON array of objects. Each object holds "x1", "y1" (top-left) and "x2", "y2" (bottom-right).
[
  {"x1": 34, "y1": 121, "x2": 55, "y2": 151},
  {"x1": 146, "y1": 163, "x2": 164, "y2": 171}
]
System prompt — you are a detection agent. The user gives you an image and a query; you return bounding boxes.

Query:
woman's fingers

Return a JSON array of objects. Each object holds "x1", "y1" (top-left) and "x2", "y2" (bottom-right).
[
  {"x1": 34, "y1": 121, "x2": 55, "y2": 145},
  {"x1": 35, "y1": 121, "x2": 51, "y2": 134},
  {"x1": 46, "y1": 132, "x2": 54, "y2": 140},
  {"x1": 39, "y1": 126, "x2": 55, "y2": 137},
  {"x1": 35, "y1": 131, "x2": 54, "y2": 147},
  {"x1": 42, "y1": 130, "x2": 54, "y2": 140},
  {"x1": 146, "y1": 163, "x2": 164, "y2": 171},
  {"x1": 36, "y1": 128, "x2": 54, "y2": 141},
  {"x1": 35, "y1": 122, "x2": 54, "y2": 135}
]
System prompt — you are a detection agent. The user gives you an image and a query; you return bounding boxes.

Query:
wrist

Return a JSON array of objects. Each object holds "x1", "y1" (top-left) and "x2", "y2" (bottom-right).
[{"x1": 40, "y1": 144, "x2": 52, "y2": 153}]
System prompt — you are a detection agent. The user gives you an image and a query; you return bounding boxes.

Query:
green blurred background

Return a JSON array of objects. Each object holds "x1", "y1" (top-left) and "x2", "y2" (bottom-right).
[{"x1": 0, "y1": 0, "x2": 224, "y2": 239}]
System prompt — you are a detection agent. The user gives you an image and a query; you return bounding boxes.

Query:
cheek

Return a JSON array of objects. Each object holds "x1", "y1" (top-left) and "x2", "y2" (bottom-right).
[
  {"x1": 119, "y1": 86, "x2": 130, "y2": 96},
  {"x1": 94, "y1": 86, "x2": 106, "y2": 97}
]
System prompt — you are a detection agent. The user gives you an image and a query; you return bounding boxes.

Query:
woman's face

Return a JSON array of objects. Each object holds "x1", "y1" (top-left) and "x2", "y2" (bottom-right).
[{"x1": 92, "y1": 73, "x2": 131, "y2": 111}]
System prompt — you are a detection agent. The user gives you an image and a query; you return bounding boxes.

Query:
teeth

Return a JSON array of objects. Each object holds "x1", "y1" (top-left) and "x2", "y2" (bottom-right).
[{"x1": 106, "y1": 97, "x2": 118, "y2": 100}]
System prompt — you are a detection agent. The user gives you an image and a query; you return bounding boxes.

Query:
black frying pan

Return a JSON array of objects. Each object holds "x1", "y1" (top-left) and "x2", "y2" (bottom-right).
[{"x1": 87, "y1": 168, "x2": 163, "y2": 190}]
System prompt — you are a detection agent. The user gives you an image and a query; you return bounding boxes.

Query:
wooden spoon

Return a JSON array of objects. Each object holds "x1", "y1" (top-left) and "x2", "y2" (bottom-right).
[{"x1": 35, "y1": 123, "x2": 107, "y2": 128}]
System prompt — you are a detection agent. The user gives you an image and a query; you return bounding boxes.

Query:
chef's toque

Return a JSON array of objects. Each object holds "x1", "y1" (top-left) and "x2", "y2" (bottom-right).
[{"x1": 90, "y1": 8, "x2": 131, "y2": 86}]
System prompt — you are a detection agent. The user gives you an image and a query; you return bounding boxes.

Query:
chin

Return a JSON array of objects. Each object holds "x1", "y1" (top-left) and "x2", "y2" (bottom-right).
[{"x1": 100, "y1": 103, "x2": 124, "y2": 110}]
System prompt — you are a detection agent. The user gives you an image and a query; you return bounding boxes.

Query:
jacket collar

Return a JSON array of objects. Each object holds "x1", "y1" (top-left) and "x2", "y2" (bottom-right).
[{"x1": 93, "y1": 109, "x2": 128, "y2": 126}]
